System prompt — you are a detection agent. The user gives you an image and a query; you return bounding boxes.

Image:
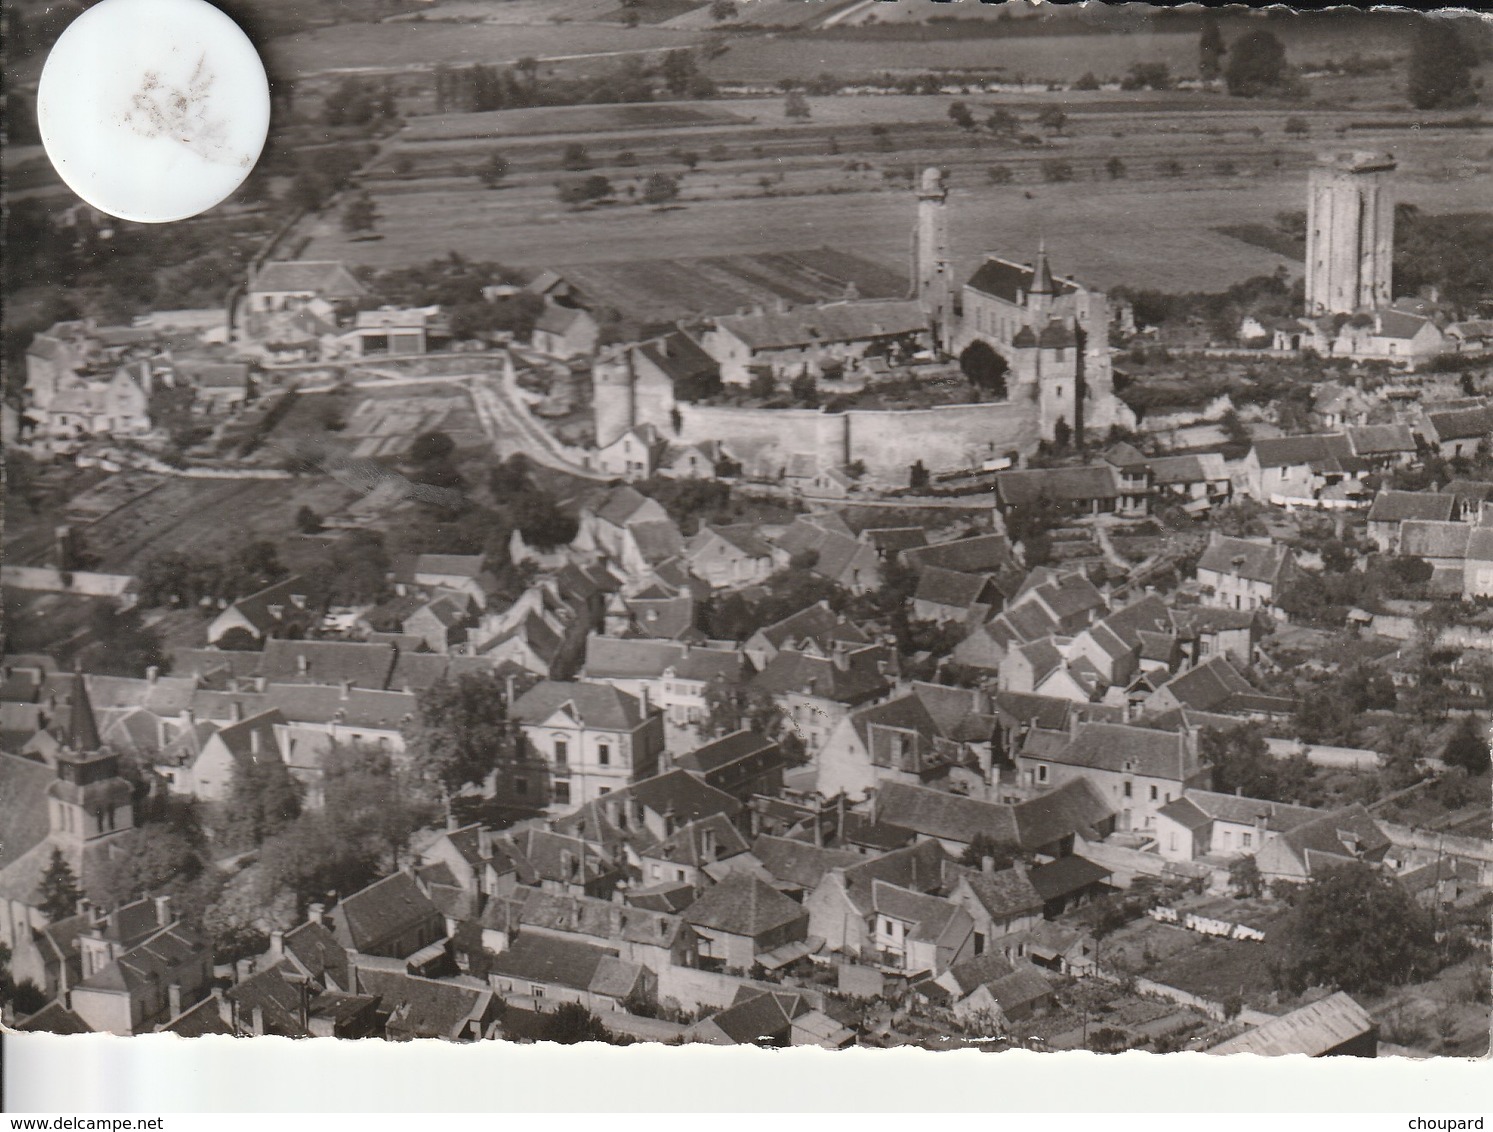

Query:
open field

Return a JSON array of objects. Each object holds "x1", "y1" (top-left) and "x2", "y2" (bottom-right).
[
  {"x1": 402, "y1": 101, "x2": 754, "y2": 142},
  {"x1": 264, "y1": 20, "x2": 705, "y2": 75}
]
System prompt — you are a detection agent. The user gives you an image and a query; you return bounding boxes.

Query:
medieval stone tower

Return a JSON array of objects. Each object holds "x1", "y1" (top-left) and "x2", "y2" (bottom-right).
[
  {"x1": 913, "y1": 167, "x2": 956, "y2": 353},
  {"x1": 592, "y1": 347, "x2": 638, "y2": 450},
  {"x1": 1305, "y1": 151, "x2": 1396, "y2": 316}
]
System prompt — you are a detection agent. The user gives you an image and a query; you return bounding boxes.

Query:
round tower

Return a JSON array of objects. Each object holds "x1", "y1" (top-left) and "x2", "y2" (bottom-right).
[{"x1": 591, "y1": 346, "x2": 636, "y2": 449}]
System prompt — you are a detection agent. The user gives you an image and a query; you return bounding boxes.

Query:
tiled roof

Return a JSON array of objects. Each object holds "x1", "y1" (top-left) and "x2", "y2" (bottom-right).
[
  {"x1": 750, "y1": 600, "x2": 869, "y2": 652},
  {"x1": 1012, "y1": 777, "x2": 1116, "y2": 850},
  {"x1": 945, "y1": 862, "x2": 1044, "y2": 919},
  {"x1": 1251, "y1": 434, "x2": 1352, "y2": 469},
  {"x1": 260, "y1": 640, "x2": 396, "y2": 688},
  {"x1": 282, "y1": 920, "x2": 350, "y2": 990},
  {"x1": 983, "y1": 966, "x2": 1053, "y2": 1011},
  {"x1": 1347, "y1": 425, "x2": 1416, "y2": 456},
  {"x1": 250, "y1": 260, "x2": 363, "y2": 296},
  {"x1": 691, "y1": 523, "x2": 777, "y2": 561},
  {"x1": 1424, "y1": 406, "x2": 1493, "y2": 443},
  {"x1": 1399, "y1": 520, "x2": 1472, "y2": 560},
  {"x1": 1197, "y1": 535, "x2": 1291, "y2": 586},
  {"x1": 874, "y1": 782, "x2": 1018, "y2": 847},
  {"x1": 715, "y1": 300, "x2": 928, "y2": 351},
  {"x1": 942, "y1": 950, "x2": 1016, "y2": 997},
  {"x1": 1156, "y1": 796, "x2": 1211, "y2": 831},
  {"x1": 227, "y1": 964, "x2": 310, "y2": 1037},
  {"x1": 966, "y1": 256, "x2": 1079, "y2": 304},
  {"x1": 870, "y1": 879, "x2": 964, "y2": 942},
  {"x1": 1277, "y1": 804, "x2": 1390, "y2": 866},
  {"x1": 593, "y1": 485, "x2": 658, "y2": 528},
  {"x1": 1050, "y1": 722, "x2": 1193, "y2": 780},
  {"x1": 510, "y1": 680, "x2": 646, "y2": 731},
  {"x1": 1027, "y1": 854, "x2": 1112, "y2": 902},
  {"x1": 1154, "y1": 656, "x2": 1255, "y2": 712},
  {"x1": 1184, "y1": 789, "x2": 1320, "y2": 832},
  {"x1": 903, "y1": 534, "x2": 1014, "y2": 576},
  {"x1": 331, "y1": 872, "x2": 441, "y2": 954},
  {"x1": 681, "y1": 873, "x2": 807, "y2": 939},
  {"x1": 861, "y1": 526, "x2": 929, "y2": 555},
  {"x1": 644, "y1": 813, "x2": 750, "y2": 868},
  {"x1": 583, "y1": 636, "x2": 747, "y2": 683},
  {"x1": 1368, "y1": 492, "x2": 1456, "y2": 524},
  {"x1": 1208, "y1": 992, "x2": 1374, "y2": 1056},
  {"x1": 354, "y1": 968, "x2": 494, "y2": 1039},
  {"x1": 1467, "y1": 528, "x2": 1493, "y2": 564},
  {"x1": 752, "y1": 645, "x2": 889, "y2": 706},
  {"x1": 914, "y1": 567, "x2": 994, "y2": 611},
  {"x1": 994, "y1": 466, "x2": 1119, "y2": 508},
  {"x1": 636, "y1": 332, "x2": 718, "y2": 385},
  {"x1": 675, "y1": 729, "x2": 780, "y2": 776},
  {"x1": 839, "y1": 840, "x2": 947, "y2": 909},
  {"x1": 750, "y1": 835, "x2": 861, "y2": 891}
]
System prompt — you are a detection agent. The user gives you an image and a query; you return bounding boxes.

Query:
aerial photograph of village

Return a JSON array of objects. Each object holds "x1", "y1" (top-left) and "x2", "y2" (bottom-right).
[{"x1": 0, "y1": 0, "x2": 1490, "y2": 1058}]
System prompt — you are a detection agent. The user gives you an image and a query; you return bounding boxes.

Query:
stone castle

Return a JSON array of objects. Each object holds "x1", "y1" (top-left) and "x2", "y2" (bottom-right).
[{"x1": 592, "y1": 168, "x2": 1133, "y2": 479}]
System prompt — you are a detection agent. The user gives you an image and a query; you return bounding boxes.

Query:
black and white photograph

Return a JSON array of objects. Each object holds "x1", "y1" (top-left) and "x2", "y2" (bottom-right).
[{"x1": 2, "y1": 0, "x2": 1491, "y2": 1068}]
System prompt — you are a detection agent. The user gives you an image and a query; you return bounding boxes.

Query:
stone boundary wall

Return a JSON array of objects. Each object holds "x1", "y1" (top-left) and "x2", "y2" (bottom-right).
[{"x1": 2, "y1": 566, "x2": 135, "y2": 597}]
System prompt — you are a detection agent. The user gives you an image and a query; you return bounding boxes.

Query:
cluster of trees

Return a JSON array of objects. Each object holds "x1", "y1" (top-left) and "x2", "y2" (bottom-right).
[
  {"x1": 359, "y1": 253, "x2": 546, "y2": 342},
  {"x1": 1112, "y1": 269, "x2": 1299, "y2": 345},
  {"x1": 402, "y1": 669, "x2": 516, "y2": 798},
  {"x1": 288, "y1": 144, "x2": 375, "y2": 215},
  {"x1": 432, "y1": 49, "x2": 716, "y2": 116},
  {"x1": 137, "y1": 539, "x2": 288, "y2": 611},
  {"x1": 1199, "y1": 724, "x2": 1321, "y2": 808},
  {"x1": 1406, "y1": 17, "x2": 1482, "y2": 111},
  {"x1": 322, "y1": 76, "x2": 398, "y2": 128}
]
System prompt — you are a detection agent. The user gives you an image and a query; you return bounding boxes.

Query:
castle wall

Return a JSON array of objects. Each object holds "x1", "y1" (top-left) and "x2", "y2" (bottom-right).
[{"x1": 672, "y1": 400, "x2": 1039, "y2": 480}]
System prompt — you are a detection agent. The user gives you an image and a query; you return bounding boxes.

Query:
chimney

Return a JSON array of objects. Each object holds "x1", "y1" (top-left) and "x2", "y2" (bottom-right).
[
  {"x1": 230, "y1": 700, "x2": 244, "y2": 723},
  {"x1": 560, "y1": 849, "x2": 575, "y2": 880},
  {"x1": 146, "y1": 666, "x2": 159, "y2": 684},
  {"x1": 296, "y1": 654, "x2": 309, "y2": 675},
  {"x1": 179, "y1": 706, "x2": 195, "y2": 727},
  {"x1": 866, "y1": 787, "x2": 878, "y2": 827},
  {"x1": 981, "y1": 855, "x2": 995, "y2": 875},
  {"x1": 639, "y1": 685, "x2": 650, "y2": 715},
  {"x1": 308, "y1": 902, "x2": 325, "y2": 926},
  {"x1": 700, "y1": 825, "x2": 717, "y2": 861},
  {"x1": 446, "y1": 812, "x2": 460, "y2": 832},
  {"x1": 831, "y1": 650, "x2": 849, "y2": 673},
  {"x1": 154, "y1": 894, "x2": 173, "y2": 927},
  {"x1": 235, "y1": 957, "x2": 255, "y2": 982},
  {"x1": 478, "y1": 828, "x2": 494, "y2": 858},
  {"x1": 339, "y1": 679, "x2": 351, "y2": 701},
  {"x1": 212, "y1": 986, "x2": 231, "y2": 1025},
  {"x1": 269, "y1": 930, "x2": 284, "y2": 959},
  {"x1": 1011, "y1": 860, "x2": 1028, "y2": 881},
  {"x1": 836, "y1": 793, "x2": 846, "y2": 843},
  {"x1": 251, "y1": 1004, "x2": 265, "y2": 1036},
  {"x1": 250, "y1": 726, "x2": 262, "y2": 756},
  {"x1": 505, "y1": 673, "x2": 516, "y2": 705},
  {"x1": 167, "y1": 982, "x2": 183, "y2": 1020}
]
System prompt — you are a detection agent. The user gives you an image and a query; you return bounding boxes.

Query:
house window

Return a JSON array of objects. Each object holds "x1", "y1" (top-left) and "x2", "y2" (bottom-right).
[
  {"x1": 1149, "y1": 785, "x2": 1158, "y2": 802},
  {"x1": 553, "y1": 739, "x2": 568, "y2": 767},
  {"x1": 531, "y1": 985, "x2": 545, "y2": 999},
  {"x1": 1169, "y1": 833, "x2": 1178, "y2": 852},
  {"x1": 513, "y1": 777, "x2": 528, "y2": 797},
  {"x1": 1222, "y1": 830, "x2": 1232, "y2": 848},
  {"x1": 598, "y1": 787, "x2": 610, "y2": 796},
  {"x1": 1036, "y1": 764, "x2": 1049, "y2": 784},
  {"x1": 1123, "y1": 781, "x2": 1133, "y2": 799},
  {"x1": 1242, "y1": 832, "x2": 1253, "y2": 848},
  {"x1": 882, "y1": 919, "x2": 895, "y2": 936},
  {"x1": 973, "y1": 932, "x2": 986, "y2": 956},
  {"x1": 598, "y1": 742, "x2": 611, "y2": 767},
  {"x1": 553, "y1": 781, "x2": 571, "y2": 805}
]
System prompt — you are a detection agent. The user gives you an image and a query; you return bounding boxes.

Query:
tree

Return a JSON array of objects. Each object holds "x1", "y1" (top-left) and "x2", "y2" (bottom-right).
[
  {"x1": 1273, "y1": 862, "x2": 1436, "y2": 996},
  {"x1": 1159, "y1": 158, "x2": 1184, "y2": 178},
  {"x1": 87, "y1": 825, "x2": 206, "y2": 910},
  {"x1": 660, "y1": 50, "x2": 700, "y2": 97},
  {"x1": 1052, "y1": 417, "x2": 1072, "y2": 451},
  {"x1": 1036, "y1": 107, "x2": 1068, "y2": 136},
  {"x1": 986, "y1": 164, "x2": 1013, "y2": 185},
  {"x1": 1407, "y1": 17, "x2": 1479, "y2": 111},
  {"x1": 986, "y1": 108, "x2": 1020, "y2": 137},
  {"x1": 748, "y1": 370, "x2": 776, "y2": 400},
  {"x1": 341, "y1": 192, "x2": 379, "y2": 238},
  {"x1": 642, "y1": 172, "x2": 680, "y2": 206},
  {"x1": 1442, "y1": 714, "x2": 1491, "y2": 775},
  {"x1": 1041, "y1": 159, "x2": 1074, "y2": 183},
  {"x1": 789, "y1": 372, "x2": 818, "y2": 408},
  {"x1": 221, "y1": 754, "x2": 303, "y2": 851},
  {"x1": 1074, "y1": 72, "x2": 1101, "y2": 91},
  {"x1": 784, "y1": 90, "x2": 811, "y2": 120},
  {"x1": 709, "y1": 0, "x2": 736, "y2": 20},
  {"x1": 87, "y1": 604, "x2": 167, "y2": 678},
  {"x1": 947, "y1": 100, "x2": 975, "y2": 130},
  {"x1": 1225, "y1": 29, "x2": 1289, "y2": 98},
  {"x1": 403, "y1": 671, "x2": 515, "y2": 796},
  {"x1": 295, "y1": 505, "x2": 322, "y2": 535},
  {"x1": 536, "y1": 1001, "x2": 629, "y2": 1044},
  {"x1": 322, "y1": 743, "x2": 436, "y2": 874},
  {"x1": 1105, "y1": 156, "x2": 1127, "y2": 180},
  {"x1": 1284, "y1": 116, "x2": 1310, "y2": 137},
  {"x1": 1198, "y1": 11, "x2": 1226, "y2": 82},
  {"x1": 1228, "y1": 854, "x2": 1263, "y2": 899},
  {"x1": 37, "y1": 848, "x2": 82, "y2": 922},
  {"x1": 959, "y1": 340, "x2": 1009, "y2": 397},
  {"x1": 512, "y1": 488, "x2": 579, "y2": 550},
  {"x1": 561, "y1": 143, "x2": 592, "y2": 171},
  {"x1": 556, "y1": 175, "x2": 613, "y2": 205},
  {"x1": 909, "y1": 460, "x2": 930, "y2": 490},
  {"x1": 1121, "y1": 62, "x2": 1173, "y2": 91},
  {"x1": 478, "y1": 150, "x2": 510, "y2": 189}
]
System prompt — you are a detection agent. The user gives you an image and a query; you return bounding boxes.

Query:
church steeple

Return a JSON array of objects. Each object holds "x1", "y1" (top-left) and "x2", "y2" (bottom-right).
[
  {"x1": 1031, "y1": 239, "x2": 1055, "y2": 297},
  {"x1": 67, "y1": 667, "x2": 101, "y2": 753}
]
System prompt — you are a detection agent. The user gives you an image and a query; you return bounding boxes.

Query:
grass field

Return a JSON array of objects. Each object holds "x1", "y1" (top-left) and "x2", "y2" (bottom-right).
[
  {"x1": 264, "y1": 20, "x2": 704, "y2": 75},
  {"x1": 401, "y1": 101, "x2": 752, "y2": 142}
]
